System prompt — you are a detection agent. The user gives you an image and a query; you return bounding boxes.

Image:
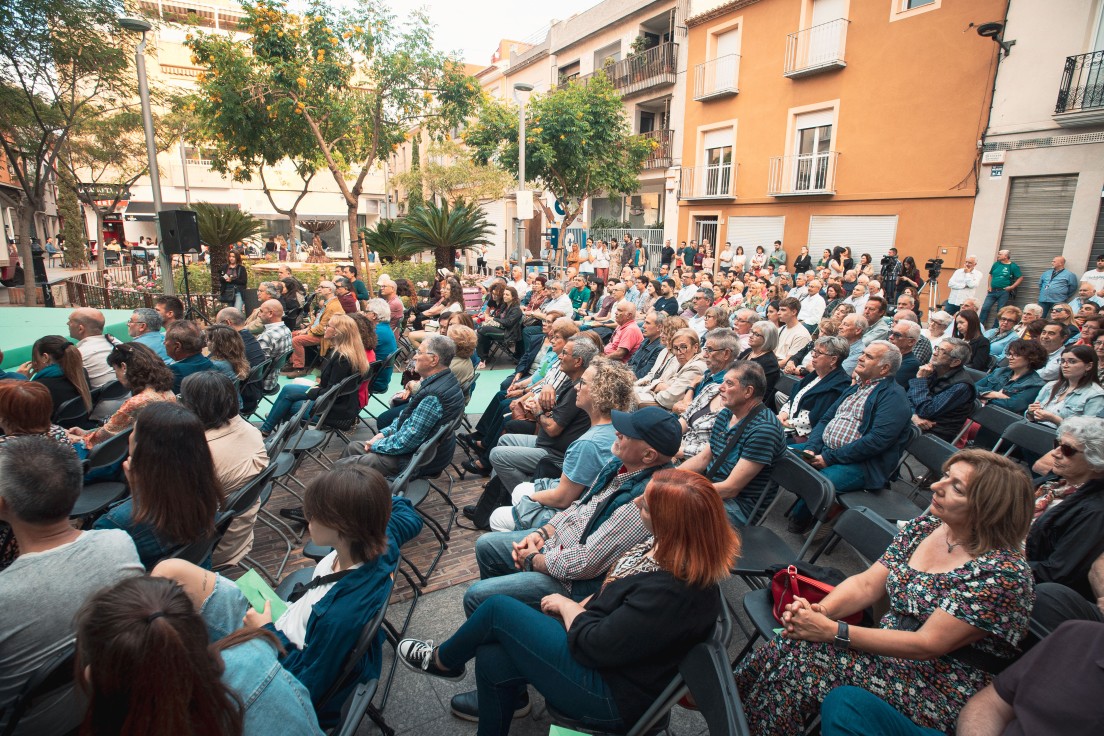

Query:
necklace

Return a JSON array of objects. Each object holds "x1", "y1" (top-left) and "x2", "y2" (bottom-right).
[{"x1": 944, "y1": 526, "x2": 961, "y2": 554}]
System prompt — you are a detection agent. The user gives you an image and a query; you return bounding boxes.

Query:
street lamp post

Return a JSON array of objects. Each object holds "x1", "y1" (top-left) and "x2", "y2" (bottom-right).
[
  {"x1": 512, "y1": 82, "x2": 534, "y2": 275},
  {"x1": 119, "y1": 16, "x2": 176, "y2": 295}
]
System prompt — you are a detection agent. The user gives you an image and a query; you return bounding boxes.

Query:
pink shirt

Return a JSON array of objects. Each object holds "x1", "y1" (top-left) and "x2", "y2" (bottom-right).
[{"x1": 604, "y1": 322, "x2": 643, "y2": 361}]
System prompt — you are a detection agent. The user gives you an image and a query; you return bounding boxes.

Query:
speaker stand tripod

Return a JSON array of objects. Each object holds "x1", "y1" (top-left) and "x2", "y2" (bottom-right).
[{"x1": 178, "y1": 253, "x2": 210, "y2": 324}]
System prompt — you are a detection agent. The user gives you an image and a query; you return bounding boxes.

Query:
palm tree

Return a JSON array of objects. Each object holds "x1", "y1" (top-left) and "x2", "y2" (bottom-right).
[
  {"x1": 360, "y1": 218, "x2": 425, "y2": 264},
  {"x1": 399, "y1": 199, "x2": 493, "y2": 271},
  {"x1": 190, "y1": 202, "x2": 266, "y2": 286}
]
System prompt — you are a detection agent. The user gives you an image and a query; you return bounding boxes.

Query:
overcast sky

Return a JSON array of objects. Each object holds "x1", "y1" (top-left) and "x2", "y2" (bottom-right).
[{"x1": 386, "y1": 0, "x2": 602, "y2": 66}]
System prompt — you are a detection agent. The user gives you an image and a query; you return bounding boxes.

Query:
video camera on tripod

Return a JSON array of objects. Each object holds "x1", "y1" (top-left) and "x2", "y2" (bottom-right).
[{"x1": 925, "y1": 258, "x2": 944, "y2": 281}]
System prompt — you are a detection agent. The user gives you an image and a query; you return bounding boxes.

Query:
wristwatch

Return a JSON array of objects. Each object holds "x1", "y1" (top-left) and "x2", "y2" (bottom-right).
[
  {"x1": 523, "y1": 553, "x2": 538, "y2": 572},
  {"x1": 833, "y1": 621, "x2": 850, "y2": 650}
]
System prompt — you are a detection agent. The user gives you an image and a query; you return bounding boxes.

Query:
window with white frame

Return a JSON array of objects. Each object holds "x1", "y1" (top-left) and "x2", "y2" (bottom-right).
[
  {"x1": 703, "y1": 128, "x2": 733, "y2": 196},
  {"x1": 793, "y1": 111, "x2": 833, "y2": 192}
]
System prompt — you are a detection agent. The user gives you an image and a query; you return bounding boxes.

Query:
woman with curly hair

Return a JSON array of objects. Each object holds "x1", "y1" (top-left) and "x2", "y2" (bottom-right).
[
  {"x1": 67, "y1": 342, "x2": 176, "y2": 448},
  {"x1": 488, "y1": 357, "x2": 638, "y2": 532},
  {"x1": 204, "y1": 324, "x2": 250, "y2": 383}
]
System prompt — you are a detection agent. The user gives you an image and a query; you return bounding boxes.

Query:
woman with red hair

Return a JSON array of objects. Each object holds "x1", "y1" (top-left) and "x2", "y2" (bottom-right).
[{"x1": 395, "y1": 469, "x2": 740, "y2": 734}]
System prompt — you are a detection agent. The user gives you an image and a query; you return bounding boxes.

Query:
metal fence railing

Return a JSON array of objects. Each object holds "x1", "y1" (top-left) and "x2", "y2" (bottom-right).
[
  {"x1": 694, "y1": 54, "x2": 740, "y2": 100},
  {"x1": 767, "y1": 151, "x2": 839, "y2": 195},
  {"x1": 1055, "y1": 50, "x2": 1104, "y2": 114},
  {"x1": 784, "y1": 18, "x2": 849, "y2": 77},
  {"x1": 63, "y1": 269, "x2": 223, "y2": 314}
]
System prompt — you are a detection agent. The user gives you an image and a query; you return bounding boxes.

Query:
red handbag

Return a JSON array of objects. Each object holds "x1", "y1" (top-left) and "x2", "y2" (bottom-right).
[{"x1": 770, "y1": 564, "x2": 863, "y2": 625}]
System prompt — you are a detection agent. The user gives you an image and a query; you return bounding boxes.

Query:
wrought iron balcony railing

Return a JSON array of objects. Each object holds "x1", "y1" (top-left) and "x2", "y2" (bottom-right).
[
  {"x1": 784, "y1": 19, "x2": 848, "y2": 78},
  {"x1": 1055, "y1": 51, "x2": 1104, "y2": 116},
  {"x1": 639, "y1": 129, "x2": 673, "y2": 169},
  {"x1": 558, "y1": 42, "x2": 678, "y2": 97},
  {"x1": 768, "y1": 152, "x2": 839, "y2": 196}
]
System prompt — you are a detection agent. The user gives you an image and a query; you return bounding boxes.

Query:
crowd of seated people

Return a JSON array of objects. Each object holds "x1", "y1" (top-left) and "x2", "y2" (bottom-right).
[{"x1": 5, "y1": 251, "x2": 1104, "y2": 735}]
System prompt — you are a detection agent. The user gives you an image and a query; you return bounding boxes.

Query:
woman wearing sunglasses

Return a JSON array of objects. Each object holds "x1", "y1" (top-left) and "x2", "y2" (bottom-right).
[
  {"x1": 1027, "y1": 345, "x2": 1104, "y2": 427},
  {"x1": 1026, "y1": 416, "x2": 1104, "y2": 608}
]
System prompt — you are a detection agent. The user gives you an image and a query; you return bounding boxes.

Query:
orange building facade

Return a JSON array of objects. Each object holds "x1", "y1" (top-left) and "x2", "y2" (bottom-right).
[{"x1": 677, "y1": 0, "x2": 1005, "y2": 292}]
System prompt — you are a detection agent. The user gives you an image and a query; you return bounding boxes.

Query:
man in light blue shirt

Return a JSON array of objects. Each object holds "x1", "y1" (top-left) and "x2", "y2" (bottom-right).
[
  {"x1": 127, "y1": 307, "x2": 171, "y2": 363},
  {"x1": 1038, "y1": 256, "x2": 1079, "y2": 317}
]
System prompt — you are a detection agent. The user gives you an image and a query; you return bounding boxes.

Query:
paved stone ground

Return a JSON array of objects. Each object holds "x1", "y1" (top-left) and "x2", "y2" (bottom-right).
[{"x1": 238, "y1": 413, "x2": 871, "y2": 735}]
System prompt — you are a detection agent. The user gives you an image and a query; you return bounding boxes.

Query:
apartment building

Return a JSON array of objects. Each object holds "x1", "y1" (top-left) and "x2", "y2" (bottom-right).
[
  {"x1": 966, "y1": 0, "x2": 1104, "y2": 308},
  {"x1": 474, "y1": 0, "x2": 690, "y2": 258},
  {"x1": 678, "y1": 0, "x2": 1004, "y2": 286},
  {"x1": 97, "y1": 0, "x2": 386, "y2": 253}
]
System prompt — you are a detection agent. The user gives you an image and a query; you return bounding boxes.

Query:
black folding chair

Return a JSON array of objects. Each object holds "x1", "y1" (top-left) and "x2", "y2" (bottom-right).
[
  {"x1": 53, "y1": 395, "x2": 90, "y2": 430},
  {"x1": 71, "y1": 427, "x2": 133, "y2": 528},
  {"x1": 968, "y1": 403, "x2": 1022, "y2": 451},
  {"x1": 0, "y1": 643, "x2": 77, "y2": 736},
  {"x1": 215, "y1": 462, "x2": 283, "y2": 583},
  {"x1": 238, "y1": 359, "x2": 269, "y2": 416},
  {"x1": 549, "y1": 596, "x2": 750, "y2": 736},
  {"x1": 164, "y1": 510, "x2": 236, "y2": 566},
  {"x1": 997, "y1": 420, "x2": 1057, "y2": 468},
  {"x1": 89, "y1": 379, "x2": 131, "y2": 417}
]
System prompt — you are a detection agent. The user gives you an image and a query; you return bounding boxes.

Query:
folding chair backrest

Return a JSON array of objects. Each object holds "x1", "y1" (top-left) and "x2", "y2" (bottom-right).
[
  {"x1": 240, "y1": 360, "x2": 269, "y2": 393},
  {"x1": 265, "y1": 400, "x2": 312, "y2": 457},
  {"x1": 774, "y1": 373, "x2": 798, "y2": 399},
  {"x1": 905, "y1": 433, "x2": 957, "y2": 477},
  {"x1": 771, "y1": 452, "x2": 835, "y2": 522},
  {"x1": 463, "y1": 372, "x2": 478, "y2": 405},
  {"x1": 303, "y1": 381, "x2": 347, "y2": 431},
  {"x1": 832, "y1": 508, "x2": 900, "y2": 564},
  {"x1": 263, "y1": 349, "x2": 293, "y2": 384},
  {"x1": 166, "y1": 510, "x2": 235, "y2": 565},
  {"x1": 82, "y1": 426, "x2": 134, "y2": 475},
  {"x1": 998, "y1": 420, "x2": 1057, "y2": 459},
  {"x1": 224, "y1": 461, "x2": 279, "y2": 516},
  {"x1": 971, "y1": 403, "x2": 1023, "y2": 449},
  {"x1": 53, "y1": 395, "x2": 89, "y2": 428},
  {"x1": 0, "y1": 643, "x2": 76, "y2": 736},
  {"x1": 91, "y1": 379, "x2": 130, "y2": 405},
  {"x1": 417, "y1": 415, "x2": 465, "y2": 480},
  {"x1": 676, "y1": 638, "x2": 751, "y2": 736},
  {"x1": 964, "y1": 367, "x2": 986, "y2": 383},
  {"x1": 390, "y1": 424, "x2": 450, "y2": 494},
  {"x1": 317, "y1": 574, "x2": 396, "y2": 712}
]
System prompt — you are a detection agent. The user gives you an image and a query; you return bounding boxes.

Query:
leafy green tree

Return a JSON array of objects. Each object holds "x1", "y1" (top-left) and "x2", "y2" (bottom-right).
[
  {"x1": 393, "y1": 138, "x2": 513, "y2": 206},
  {"x1": 189, "y1": 203, "x2": 266, "y2": 284},
  {"x1": 185, "y1": 0, "x2": 481, "y2": 276},
  {"x1": 360, "y1": 218, "x2": 423, "y2": 264},
  {"x1": 464, "y1": 72, "x2": 653, "y2": 240},
  {"x1": 0, "y1": 0, "x2": 137, "y2": 302},
  {"x1": 399, "y1": 199, "x2": 493, "y2": 271},
  {"x1": 406, "y1": 139, "x2": 424, "y2": 212}
]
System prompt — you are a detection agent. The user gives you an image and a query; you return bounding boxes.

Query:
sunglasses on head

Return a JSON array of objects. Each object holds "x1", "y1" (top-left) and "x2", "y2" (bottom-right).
[{"x1": 1054, "y1": 439, "x2": 1082, "y2": 458}]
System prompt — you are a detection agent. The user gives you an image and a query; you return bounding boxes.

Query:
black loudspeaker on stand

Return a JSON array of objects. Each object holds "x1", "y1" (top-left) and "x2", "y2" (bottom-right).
[{"x1": 158, "y1": 209, "x2": 208, "y2": 323}]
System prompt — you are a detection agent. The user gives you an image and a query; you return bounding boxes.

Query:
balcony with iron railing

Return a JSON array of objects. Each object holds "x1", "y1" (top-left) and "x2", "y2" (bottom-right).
[
  {"x1": 784, "y1": 18, "x2": 848, "y2": 78},
  {"x1": 768, "y1": 152, "x2": 839, "y2": 196},
  {"x1": 139, "y1": 0, "x2": 246, "y2": 31},
  {"x1": 679, "y1": 164, "x2": 735, "y2": 200},
  {"x1": 693, "y1": 54, "x2": 739, "y2": 101},
  {"x1": 1054, "y1": 50, "x2": 1104, "y2": 126},
  {"x1": 640, "y1": 129, "x2": 673, "y2": 169},
  {"x1": 558, "y1": 42, "x2": 678, "y2": 97}
]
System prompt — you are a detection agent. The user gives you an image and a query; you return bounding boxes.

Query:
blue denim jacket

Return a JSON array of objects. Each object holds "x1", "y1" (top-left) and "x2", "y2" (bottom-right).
[
  {"x1": 221, "y1": 638, "x2": 324, "y2": 735},
  {"x1": 93, "y1": 498, "x2": 213, "y2": 570}
]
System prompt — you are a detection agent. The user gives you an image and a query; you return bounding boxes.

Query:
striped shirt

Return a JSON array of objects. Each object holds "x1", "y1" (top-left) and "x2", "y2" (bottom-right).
[{"x1": 707, "y1": 406, "x2": 786, "y2": 520}]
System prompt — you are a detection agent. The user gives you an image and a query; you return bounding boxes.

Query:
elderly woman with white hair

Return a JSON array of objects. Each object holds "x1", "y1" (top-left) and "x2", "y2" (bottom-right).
[
  {"x1": 737, "y1": 320, "x2": 781, "y2": 401},
  {"x1": 1027, "y1": 416, "x2": 1104, "y2": 610}
]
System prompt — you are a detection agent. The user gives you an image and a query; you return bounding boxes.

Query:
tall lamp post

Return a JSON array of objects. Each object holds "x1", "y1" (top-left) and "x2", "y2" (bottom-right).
[
  {"x1": 512, "y1": 82, "x2": 534, "y2": 274},
  {"x1": 119, "y1": 16, "x2": 176, "y2": 295}
]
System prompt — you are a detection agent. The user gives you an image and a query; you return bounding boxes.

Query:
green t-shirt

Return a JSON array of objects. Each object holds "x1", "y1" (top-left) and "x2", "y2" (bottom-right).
[
  {"x1": 989, "y1": 261, "x2": 1022, "y2": 290},
  {"x1": 682, "y1": 247, "x2": 696, "y2": 266}
]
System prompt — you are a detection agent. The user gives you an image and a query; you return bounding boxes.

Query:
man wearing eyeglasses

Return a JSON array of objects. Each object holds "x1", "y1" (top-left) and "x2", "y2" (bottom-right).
[
  {"x1": 787, "y1": 341, "x2": 911, "y2": 533},
  {"x1": 893, "y1": 309, "x2": 932, "y2": 364},
  {"x1": 907, "y1": 338, "x2": 977, "y2": 440},
  {"x1": 686, "y1": 289, "x2": 714, "y2": 337},
  {"x1": 1038, "y1": 321, "x2": 1073, "y2": 381},
  {"x1": 888, "y1": 320, "x2": 923, "y2": 387},
  {"x1": 1039, "y1": 256, "x2": 1079, "y2": 318},
  {"x1": 127, "y1": 307, "x2": 170, "y2": 363}
]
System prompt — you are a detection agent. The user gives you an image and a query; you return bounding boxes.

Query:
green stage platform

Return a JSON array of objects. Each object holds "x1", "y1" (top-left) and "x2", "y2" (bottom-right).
[{"x1": 0, "y1": 307, "x2": 133, "y2": 370}]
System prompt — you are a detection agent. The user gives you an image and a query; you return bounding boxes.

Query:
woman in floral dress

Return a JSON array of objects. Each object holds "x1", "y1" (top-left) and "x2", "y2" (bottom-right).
[{"x1": 735, "y1": 449, "x2": 1036, "y2": 735}]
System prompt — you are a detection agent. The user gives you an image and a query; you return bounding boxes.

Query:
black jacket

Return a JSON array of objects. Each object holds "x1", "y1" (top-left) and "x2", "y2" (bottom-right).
[
  {"x1": 306, "y1": 354, "x2": 361, "y2": 427},
  {"x1": 569, "y1": 571, "x2": 720, "y2": 727},
  {"x1": 1027, "y1": 478, "x2": 1104, "y2": 601}
]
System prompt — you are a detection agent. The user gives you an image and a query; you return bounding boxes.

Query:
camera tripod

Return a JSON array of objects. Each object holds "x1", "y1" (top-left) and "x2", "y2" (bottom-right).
[{"x1": 918, "y1": 275, "x2": 941, "y2": 319}]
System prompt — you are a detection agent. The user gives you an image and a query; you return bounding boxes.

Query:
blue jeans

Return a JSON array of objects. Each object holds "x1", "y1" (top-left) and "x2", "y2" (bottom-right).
[
  {"x1": 788, "y1": 443, "x2": 868, "y2": 524},
  {"x1": 262, "y1": 383, "x2": 312, "y2": 433},
  {"x1": 463, "y1": 530, "x2": 601, "y2": 616},
  {"x1": 438, "y1": 595, "x2": 622, "y2": 736},
  {"x1": 979, "y1": 289, "x2": 1010, "y2": 327},
  {"x1": 376, "y1": 402, "x2": 404, "y2": 430},
  {"x1": 821, "y1": 687, "x2": 942, "y2": 736}
]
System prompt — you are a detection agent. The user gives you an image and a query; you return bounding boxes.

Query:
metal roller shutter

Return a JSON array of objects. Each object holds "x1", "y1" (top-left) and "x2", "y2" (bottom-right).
[
  {"x1": 807, "y1": 215, "x2": 899, "y2": 268},
  {"x1": 726, "y1": 216, "x2": 786, "y2": 259},
  {"x1": 998, "y1": 175, "x2": 1078, "y2": 308}
]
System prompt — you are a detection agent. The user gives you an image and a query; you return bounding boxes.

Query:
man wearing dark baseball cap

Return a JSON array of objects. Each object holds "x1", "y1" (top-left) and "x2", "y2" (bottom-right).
[{"x1": 462, "y1": 405, "x2": 681, "y2": 617}]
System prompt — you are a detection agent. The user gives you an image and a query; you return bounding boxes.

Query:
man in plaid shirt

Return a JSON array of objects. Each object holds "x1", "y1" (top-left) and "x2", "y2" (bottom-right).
[
  {"x1": 461, "y1": 406, "x2": 681, "y2": 617},
  {"x1": 787, "y1": 340, "x2": 912, "y2": 532},
  {"x1": 254, "y1": 300, "x2": 292, "y2": 392}
]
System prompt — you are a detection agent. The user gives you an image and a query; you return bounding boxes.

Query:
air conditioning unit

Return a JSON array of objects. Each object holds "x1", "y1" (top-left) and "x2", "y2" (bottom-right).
[{"x1": 981, "y1": 150, "x2": 1006, "y2": 165}]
